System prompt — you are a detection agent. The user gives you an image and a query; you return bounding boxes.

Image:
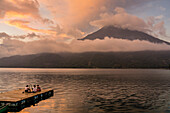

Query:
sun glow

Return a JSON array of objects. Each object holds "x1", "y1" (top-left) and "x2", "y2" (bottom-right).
[
  {"x1": 5, "y1": 11, "x2": 29, "y2": 19},
  {"x1": 5, "y1": 20, "x2": 56, "y2": 34}
]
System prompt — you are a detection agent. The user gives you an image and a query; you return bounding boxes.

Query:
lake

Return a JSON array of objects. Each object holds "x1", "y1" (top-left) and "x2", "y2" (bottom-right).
[{"x1": 0, "y1": 68, "x2": 170, "y2": 113}]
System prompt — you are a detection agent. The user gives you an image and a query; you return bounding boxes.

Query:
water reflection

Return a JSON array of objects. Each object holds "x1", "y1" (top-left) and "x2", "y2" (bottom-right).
[{"x1": 0, "y1": 68, "x2": 170, "y2": 113}]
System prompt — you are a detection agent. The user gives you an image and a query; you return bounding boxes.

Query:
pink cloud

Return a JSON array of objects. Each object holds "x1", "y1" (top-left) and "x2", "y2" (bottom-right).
[
  {"x1": 90, "y1": 7, "x2": 149, "y2": 33},
  {"x1": 1, "y1": 36, "x2": 170, "y2": 58}
]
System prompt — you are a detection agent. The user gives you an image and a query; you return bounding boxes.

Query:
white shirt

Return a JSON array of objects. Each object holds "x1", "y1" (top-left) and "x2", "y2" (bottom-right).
[
  {"x1": 33, "y1": 87, "x2": 37, "y2": 92},
  {"x1": 25, "y1": 87, "x2": 29, "y2": 90}
]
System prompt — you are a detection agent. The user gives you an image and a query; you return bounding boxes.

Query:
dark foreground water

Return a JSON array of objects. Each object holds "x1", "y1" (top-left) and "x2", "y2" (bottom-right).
[{"x1": 0, "y1": 68, "x2": 170, "y2": 113}]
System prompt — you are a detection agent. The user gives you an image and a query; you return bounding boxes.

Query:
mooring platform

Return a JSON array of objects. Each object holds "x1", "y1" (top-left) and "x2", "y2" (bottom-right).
[{"x1": 0, "y1": 88, "x2": 54, "y2": 112}]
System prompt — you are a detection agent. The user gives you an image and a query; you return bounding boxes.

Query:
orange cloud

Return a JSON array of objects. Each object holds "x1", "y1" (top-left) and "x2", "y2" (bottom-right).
[
  {"x1": 6, "y1": 20, "x2": 56, "y2": 34},
  {"x1": 65, "y1": 0, "x2": 105, "y2": 25},
  {"x1": 41, "y1": 0, "x2": 105, "y2": 27},
  {"x1": 5, "y1": 11, "x2": 29, "y2": 18},
  {"x1": 0, "y1": 0, "x2": 40, "y2": 18},
  {"x1": 0, "y1": 0, "x2": 52, "y2": 25}
]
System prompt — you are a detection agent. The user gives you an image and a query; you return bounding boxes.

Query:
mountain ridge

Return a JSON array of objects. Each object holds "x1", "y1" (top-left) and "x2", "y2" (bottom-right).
[{"x1": 0, "y1": 51, "x2": 170, "y2": 68}]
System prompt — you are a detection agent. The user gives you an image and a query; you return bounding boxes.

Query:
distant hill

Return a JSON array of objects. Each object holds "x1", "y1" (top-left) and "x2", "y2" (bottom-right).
[
  {"x1": 0, "y1": 51, "x2": 170, "y2": 68},
  {"x1": 81, "y1": 26, "x2": 170, "y2": 45}
]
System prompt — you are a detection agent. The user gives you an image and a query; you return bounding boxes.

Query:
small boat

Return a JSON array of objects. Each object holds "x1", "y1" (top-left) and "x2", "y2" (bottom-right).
[{"x1": 0, "y1": 104, "x2": 8, "y2": 113}]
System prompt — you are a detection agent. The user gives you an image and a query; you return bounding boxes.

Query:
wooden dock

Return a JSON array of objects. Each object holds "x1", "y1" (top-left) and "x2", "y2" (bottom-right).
[{"x1": 0, "y1": 88, "x2": 54, "y2": 112}]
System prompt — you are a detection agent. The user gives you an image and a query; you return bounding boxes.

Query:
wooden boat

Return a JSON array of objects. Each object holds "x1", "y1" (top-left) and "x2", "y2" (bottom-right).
[
  {"x1": 0, "y1": 89, "x2": 54, "y2": 112},
  {"x1": 0, "y1": 104, "x2": 8, "y2": 113}
]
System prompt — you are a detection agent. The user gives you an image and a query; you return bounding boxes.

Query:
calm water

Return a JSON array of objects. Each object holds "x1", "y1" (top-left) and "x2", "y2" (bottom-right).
[{"x1": 0, "y1": 68, "x2": 170, "y2": 113}]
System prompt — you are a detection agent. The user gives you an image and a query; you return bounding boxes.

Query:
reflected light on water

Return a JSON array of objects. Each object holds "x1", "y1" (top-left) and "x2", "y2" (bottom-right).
[
  {"x1": 20, "y1": 99, "x2": 55, "y2": 113},
  {"x1": 0, "y1": 68, "x2": 170, "y2": 113},
  {"x1": 56, "y1": 96, "x2": 68, "y2": 113}
]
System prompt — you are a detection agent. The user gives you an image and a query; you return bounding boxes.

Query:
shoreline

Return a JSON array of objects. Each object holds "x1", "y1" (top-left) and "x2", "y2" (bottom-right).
[{"x1": 0, "y1": 67, "x2": 169, "y2": 70}]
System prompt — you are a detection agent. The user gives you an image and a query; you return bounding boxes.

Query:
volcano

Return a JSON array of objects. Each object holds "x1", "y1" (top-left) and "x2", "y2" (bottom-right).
[{"x1": 81, "y1": 26, "x2": 170, "y2": 45}]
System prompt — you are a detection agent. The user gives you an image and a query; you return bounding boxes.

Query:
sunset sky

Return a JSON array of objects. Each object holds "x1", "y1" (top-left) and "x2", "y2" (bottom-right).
[{"x1": 0, "y1": 0, "x2": 170, "y2": 57}]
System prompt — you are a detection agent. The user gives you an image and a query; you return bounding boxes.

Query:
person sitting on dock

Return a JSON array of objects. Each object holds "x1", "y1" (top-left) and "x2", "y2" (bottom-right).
[
  {"x1": 25, "y1": 85, "x2": 31, "y2": 93},
  {"x1": 37, "y1": 85, "x2": 41, "y2": 92},
  {"x1": 32, "y1": 85, "x2": 37, "y2": 93}
]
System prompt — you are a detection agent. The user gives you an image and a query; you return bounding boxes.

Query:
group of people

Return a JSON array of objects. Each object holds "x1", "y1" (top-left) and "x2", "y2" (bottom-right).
[{"x1": 25, "y1": 85, "x2": 41, "y2": 93}]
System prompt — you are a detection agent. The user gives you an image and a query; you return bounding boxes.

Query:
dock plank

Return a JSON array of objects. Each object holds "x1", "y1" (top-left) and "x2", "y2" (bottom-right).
[{"x1": 0, "y1": 89, "x2": 53, "y2": 102}]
